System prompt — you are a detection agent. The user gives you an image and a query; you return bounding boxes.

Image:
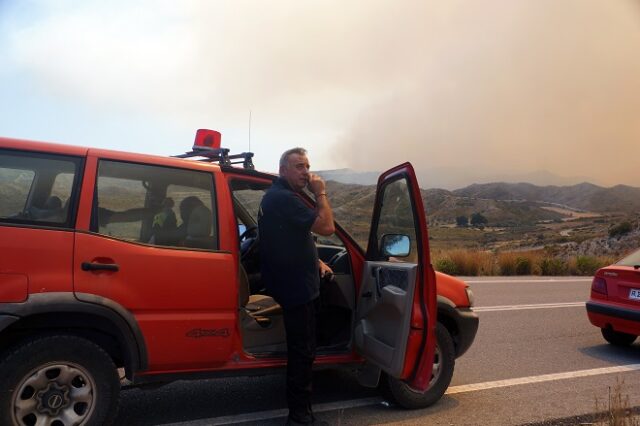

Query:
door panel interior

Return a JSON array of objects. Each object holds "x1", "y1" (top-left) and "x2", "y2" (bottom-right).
[{"x1": 354, "y1": 261, "x2": 417, "y2": 377}]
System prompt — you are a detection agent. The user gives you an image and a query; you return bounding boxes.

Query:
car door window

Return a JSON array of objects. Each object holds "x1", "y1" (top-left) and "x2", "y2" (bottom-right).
[
  {"x1": 0, "y1": 150, "x2": 82, "y2": 228},
  {"x1": 375, "y1": 178, "x2": 419, "y2": 264},
  {"x1": 92, "y1": 160, "x2": 218, "y2": 250},
  {"x1": 0, "y1": 167, "x2": 34, "y2": 218},
  {"x1": 233, "y1": 189, "x2": 264, "y2": 222}
]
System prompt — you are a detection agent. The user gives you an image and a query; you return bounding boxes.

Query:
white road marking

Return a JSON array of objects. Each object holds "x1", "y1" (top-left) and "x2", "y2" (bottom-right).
[
  {"x1": 445, "y1": 364, "x2": 640, "y2": 394},
  {"x1": 464, "y1": 278, "x2": 592, "y2": 284},
  {"x1": 473, "y1": 302, "x2": 585, "y2": 312},
  {"x1": 159, "y1": 364, "x2": 640, "y2": 426}
]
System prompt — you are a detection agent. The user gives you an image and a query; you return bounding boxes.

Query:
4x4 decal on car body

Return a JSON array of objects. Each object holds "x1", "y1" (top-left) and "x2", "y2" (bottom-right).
[{"x1": 186, "y1": 328, "x2": 231, "y2": 338}]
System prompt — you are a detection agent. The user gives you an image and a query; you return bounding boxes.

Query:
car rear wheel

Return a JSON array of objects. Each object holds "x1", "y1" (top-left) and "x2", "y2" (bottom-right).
[
  {"x1": 381, "y1": 322, "x2": 455, "y2": 409},
  {"x1": 0, "y1": 334, "x2": 120, "y2": 426},
  {"x1": 601, "y1": 328, "x2": 637, "y2": 346}
]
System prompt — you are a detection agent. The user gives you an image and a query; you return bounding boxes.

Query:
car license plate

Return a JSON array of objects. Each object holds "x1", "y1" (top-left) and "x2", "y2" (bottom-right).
[{"x1": 630, "y1": 289, "x2": 640, "y2": 300}]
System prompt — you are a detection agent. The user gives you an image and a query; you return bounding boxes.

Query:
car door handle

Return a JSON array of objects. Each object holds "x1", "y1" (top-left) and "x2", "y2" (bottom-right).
[{"x1": 81, "y1": 262, "x2": 119, "y2": 272}]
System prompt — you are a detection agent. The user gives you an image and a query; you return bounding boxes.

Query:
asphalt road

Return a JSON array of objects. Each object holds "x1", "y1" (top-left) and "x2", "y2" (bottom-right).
[{"x1": 114, "y1": 277, "x2": 640, "y2": 425}]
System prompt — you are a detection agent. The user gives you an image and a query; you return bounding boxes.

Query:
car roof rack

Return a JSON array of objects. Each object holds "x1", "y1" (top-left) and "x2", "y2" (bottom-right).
[
  {"x1": 173, "y1": 129, "x2": 254, "y2": 169},
  {"x1": 174, "y1": 147, "x2": 255, "y2": 170}
]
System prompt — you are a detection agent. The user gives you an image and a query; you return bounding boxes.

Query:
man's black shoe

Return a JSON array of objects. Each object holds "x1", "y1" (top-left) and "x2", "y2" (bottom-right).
[{"x1": 286, "y1": 415, "x2": 313, "y2": 425}]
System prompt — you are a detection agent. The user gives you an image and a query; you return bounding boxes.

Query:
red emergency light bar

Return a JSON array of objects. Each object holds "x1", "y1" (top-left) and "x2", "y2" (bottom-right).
[
  {"x1": 193, "y1": 129, "x2": 221, "y2": 150},
  {"x1": 174, "y1": 129, "x2": 254, "y2": 170}
]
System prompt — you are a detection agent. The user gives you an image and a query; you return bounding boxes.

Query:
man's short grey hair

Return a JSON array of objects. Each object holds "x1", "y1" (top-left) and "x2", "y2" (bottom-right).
[{"x1": 279, "y1": 147, "x2": 307, "y2": 169}]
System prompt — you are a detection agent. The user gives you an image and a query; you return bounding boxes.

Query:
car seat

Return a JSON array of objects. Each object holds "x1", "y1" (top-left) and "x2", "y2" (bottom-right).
[
  {"x1": 184, "y1": 205, "x2": 215, "y2": 249},
  {"x1": 238, "y1": 264, "x2": 286, "y2": 352},
  {"x1": 238, "y1": 264, "x2": 282, "y2": 317},
  {"x1": 30, "y1": 195, "x2": 65, "y2": 222}
]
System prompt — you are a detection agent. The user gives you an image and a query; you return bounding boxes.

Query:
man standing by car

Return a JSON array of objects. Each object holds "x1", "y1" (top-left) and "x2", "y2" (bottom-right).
[{"x1": 259, "y1": 148, "x2": 335, "y2": 425}]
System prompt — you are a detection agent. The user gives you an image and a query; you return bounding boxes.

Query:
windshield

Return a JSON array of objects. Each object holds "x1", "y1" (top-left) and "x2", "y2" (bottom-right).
[{"x1": 616, "y1": 248, "x2": 640, "y2": 267}]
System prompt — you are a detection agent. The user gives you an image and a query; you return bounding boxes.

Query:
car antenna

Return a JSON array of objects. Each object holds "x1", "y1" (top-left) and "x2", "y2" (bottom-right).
[{"x1": 248, "y1": 109, "x2": 252, "y2": 153}]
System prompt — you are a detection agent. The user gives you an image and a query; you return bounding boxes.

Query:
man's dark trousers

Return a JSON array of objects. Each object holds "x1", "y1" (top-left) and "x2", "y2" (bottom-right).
[{"x1": 283, "y1": 297, "x2": 318, "y2": 423}]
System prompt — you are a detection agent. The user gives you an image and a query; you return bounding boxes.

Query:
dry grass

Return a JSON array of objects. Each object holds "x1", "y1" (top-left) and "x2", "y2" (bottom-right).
[
  {"x1": 497, "y1": 251, "x2": 544, "y2": 275},
  {"x1": 448, "y1": 249, "x2": 495, "y2": 276},
  {"x1": 594, "y1": 378, "x2": 640, "y2": 426},
  {"x1": 433, "y1": 249, "x2": 496, "y2": 276},
  {"x1": 432, "y1": 249, "x2": 614, "y2": 276}
]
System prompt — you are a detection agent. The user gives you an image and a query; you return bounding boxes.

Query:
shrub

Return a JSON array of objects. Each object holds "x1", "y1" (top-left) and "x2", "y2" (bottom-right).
[
  {"x1": 539, "y1": 257, "x2": 568, "y2": 275},
  {"x1": 470, "y1": 212, "x2": 488, "y2": 227},
  {"x1": 574, "y1": 256, "x2": 602, "y2": 276},
  {"x1": 609, "y1": 222, "x2": 633, "y2": 238},
  {"x1": 515, "y1": 256, "x2": 533, "y2": 275},
  {"x1": 456, "y1": 216, "x2": 469, "y2": 227},
  {"x1": 498, "y1": 252, "x2": 536, "y2": 275},
  {"x1": 434, "y1": 258, "x2": 459, "y2": 275},
  {"x1": 567, "y1": 255, "x2": 615, "y2": 276}
]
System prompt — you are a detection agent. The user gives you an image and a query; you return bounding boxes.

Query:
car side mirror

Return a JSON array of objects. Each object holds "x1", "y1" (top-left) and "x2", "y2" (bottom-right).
[{"x1": 380, "y1": 234, "x2": 411, "y2": 258}]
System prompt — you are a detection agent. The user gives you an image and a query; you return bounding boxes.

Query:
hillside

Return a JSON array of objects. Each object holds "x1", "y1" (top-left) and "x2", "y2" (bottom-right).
[
  {"x1": 326, "y1": 179, "x2": 639, "y2": 254},
  {"x1": 326, "y1": 181, "x2": 568, "y2": 228},
  {"x1": 452, "y1": 182, "x2": 640, "y2": 213}
]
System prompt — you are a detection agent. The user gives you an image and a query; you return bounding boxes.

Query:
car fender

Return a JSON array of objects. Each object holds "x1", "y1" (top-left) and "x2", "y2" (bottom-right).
[
  {"x1": 436, "y1": 295, "x2": 479, "y2": 358},
  {"x1": 0, "y1": 292, "x2": 147, "y2": 376}
]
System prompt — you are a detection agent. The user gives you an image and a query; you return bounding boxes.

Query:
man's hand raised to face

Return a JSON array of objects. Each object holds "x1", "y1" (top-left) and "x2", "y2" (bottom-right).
[
  {"x1": 307, "y1": 173, "x2": 326, "y2": 196},
  {"x1": 308, "y1": 173, "x2": 335, "y2": 237}
]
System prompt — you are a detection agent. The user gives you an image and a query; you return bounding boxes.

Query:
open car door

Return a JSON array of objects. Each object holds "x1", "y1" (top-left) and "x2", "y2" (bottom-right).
[{"x1": 354, "y1": 162, "x2": 437, "y2": 391}]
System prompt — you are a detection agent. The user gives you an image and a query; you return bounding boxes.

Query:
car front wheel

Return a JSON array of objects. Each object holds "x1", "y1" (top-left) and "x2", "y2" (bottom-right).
[
  {"x1": 0, "y1": 334, "x2": 120, "y2": 426},
  {"x1": 381, "y1": 322, "x2": 455, "y2": 409},
  {"x1": 601, "y1": 328, "x2": 637, "y2": 346}
]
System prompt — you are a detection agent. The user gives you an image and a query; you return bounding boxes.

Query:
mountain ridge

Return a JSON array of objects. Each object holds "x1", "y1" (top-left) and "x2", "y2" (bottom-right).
[
  {"x1": 324, "y1": 180, "x2": 639, "y2": 232},
  {"x1": 451, "y1": 181, "x2": 640, "y2": 213}
]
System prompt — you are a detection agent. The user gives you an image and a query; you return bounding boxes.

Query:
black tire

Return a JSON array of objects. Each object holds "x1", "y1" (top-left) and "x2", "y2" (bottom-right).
[
  {"x1": 381, "y1": 322, "x2": 455, "y2": 409},
  {"x1": 601, "y1": 328, "x2": 637, "y2": 346},
  {"x1": 0, "y1": 334, "x2": 120, "y2": 426}
]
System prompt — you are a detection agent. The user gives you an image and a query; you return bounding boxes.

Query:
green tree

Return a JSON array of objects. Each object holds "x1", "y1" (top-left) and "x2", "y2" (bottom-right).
[
  {"x1": 456, "y1": 215, "x2": 469, "y2": 227},
  {"x1": 470, "y1": 212, "x2": 488, "y2": 227}
]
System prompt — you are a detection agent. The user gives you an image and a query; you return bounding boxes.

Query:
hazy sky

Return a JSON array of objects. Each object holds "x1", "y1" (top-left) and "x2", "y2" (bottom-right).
[{"x1": 1, "y1": 0, "x2": 639, "y2": 189}]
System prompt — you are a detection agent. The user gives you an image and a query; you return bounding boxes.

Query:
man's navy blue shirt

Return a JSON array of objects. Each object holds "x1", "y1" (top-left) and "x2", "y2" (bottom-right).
[{"x1": 258, "y1": 178, "x2": 319, "y2": 309}]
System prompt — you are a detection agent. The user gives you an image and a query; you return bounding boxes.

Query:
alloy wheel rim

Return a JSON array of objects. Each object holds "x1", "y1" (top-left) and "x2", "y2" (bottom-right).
[
  {"x1": 429, "y1": 343, "x2": 442, "y2": 388},
  {"x1": 405, "y1": 342, "x2": 442, "y2": 394}
]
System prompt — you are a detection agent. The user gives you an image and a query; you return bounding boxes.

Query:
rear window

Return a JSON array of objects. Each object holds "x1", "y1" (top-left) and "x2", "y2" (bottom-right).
[
  {"x1": 0, "y1": 150, "x2": 83, "y2": 228},
  {"x1": 616, "y1": 248, "x2": 640, "y2": 267}
]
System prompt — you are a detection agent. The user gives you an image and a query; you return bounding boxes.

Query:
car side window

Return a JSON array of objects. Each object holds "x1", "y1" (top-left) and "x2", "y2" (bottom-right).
[
  {"x1": 234, "y1": 188, "x2": 265, "y2": 224},
  {"x1": 374, "y1": 177, "x2": 419, "y2": 264},
  {"x1": 92, "y1": 160, "x2": 217, "y2": 250},
  {"x1": 0, "y1": 150, "x2": 82, "y2": 228}
]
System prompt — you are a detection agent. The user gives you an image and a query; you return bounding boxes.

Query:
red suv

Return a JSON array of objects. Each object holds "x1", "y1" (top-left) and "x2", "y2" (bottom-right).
[
  {"x1": 0, "y1": 131, "x2": 478, "y2": 425},
  {"x1": 587, "y1": 248, "x2": 640, "y2": 346}
]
